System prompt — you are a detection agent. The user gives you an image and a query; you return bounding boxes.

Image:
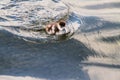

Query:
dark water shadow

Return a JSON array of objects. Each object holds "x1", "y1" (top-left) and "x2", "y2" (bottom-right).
[
  {"x1": 52, "y1": 0, "x2": 60, "y2": 3},
  {"x1": 1, "y1": 3, "x2": 17, "y2": 9},
  {"x1": 82, "y1": 2, "x2": 120, "y2": 10},
  {"x1": 0, "y1": 31, "x2": 96, "y2": 80},
  {"x1": 81, "y1": 62, "x2": 120, "y2": 69},
  {"x1": 0, "y1": 17, "x2": 8, "y2": 22},
  {"x1": 11, "y1": 0, "x2": 32, "y2": 2},
  {"x1": 98, "y1": 35, "x2": 120, "y2": 43},
  {"x1": 80, "y1": 16, "x2": 120, "y2": 33}
]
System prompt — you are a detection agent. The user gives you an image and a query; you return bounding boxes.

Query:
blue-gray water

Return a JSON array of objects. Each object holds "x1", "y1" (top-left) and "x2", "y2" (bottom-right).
[{"x1": 0, "y1": 0, "x2": 120, "y2": 80}]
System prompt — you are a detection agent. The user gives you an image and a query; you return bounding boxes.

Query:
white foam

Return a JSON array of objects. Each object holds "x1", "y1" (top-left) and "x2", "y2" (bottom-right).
[{"x1": 0, "y1": 75, "x2": 47, "y2": 80}]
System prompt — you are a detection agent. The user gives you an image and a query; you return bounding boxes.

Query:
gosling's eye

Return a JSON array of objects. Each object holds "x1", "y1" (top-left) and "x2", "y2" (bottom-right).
[{"x1": 59, "y1": 21, "x2": 66, "y2": 27}]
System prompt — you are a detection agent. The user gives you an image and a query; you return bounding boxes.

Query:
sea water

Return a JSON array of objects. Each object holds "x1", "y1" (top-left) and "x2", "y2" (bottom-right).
[{"x1": 0, "y1": 0, "x2": 120, "y2": 80}]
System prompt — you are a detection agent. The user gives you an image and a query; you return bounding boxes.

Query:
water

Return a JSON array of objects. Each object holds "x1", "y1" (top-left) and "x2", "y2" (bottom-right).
[{"x1": 0, "y1": 0, "x2": 120, "y2": 80}]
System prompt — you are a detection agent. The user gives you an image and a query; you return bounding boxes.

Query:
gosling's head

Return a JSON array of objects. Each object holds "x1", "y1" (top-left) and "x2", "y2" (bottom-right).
[{"x1": 45, "y1": 21, "x2": 66, "y2": 35}]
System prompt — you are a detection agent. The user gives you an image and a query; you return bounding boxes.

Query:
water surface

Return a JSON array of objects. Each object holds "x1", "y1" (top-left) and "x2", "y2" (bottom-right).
[{"x1": 0, "y1": 0, "x2": 120, "y2": 80}]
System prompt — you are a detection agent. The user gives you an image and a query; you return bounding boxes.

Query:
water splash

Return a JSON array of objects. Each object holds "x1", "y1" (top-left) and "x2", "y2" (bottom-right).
[{"x1": 0, "y1": 0, "x2": 82, "y2": 43}]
